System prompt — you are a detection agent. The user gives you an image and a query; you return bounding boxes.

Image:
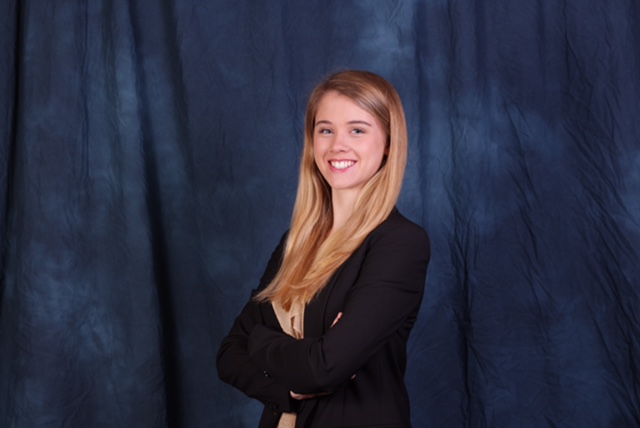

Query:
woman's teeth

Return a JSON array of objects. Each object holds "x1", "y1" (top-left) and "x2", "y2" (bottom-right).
[{"x1": 330, "y1": 161, "x2": 355, "y2": 170}]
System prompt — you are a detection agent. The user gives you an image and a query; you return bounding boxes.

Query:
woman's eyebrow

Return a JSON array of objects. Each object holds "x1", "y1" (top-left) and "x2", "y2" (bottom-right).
[
  {"x1": 347, "y1": 120, "x2": 373, "y2": 127},
  {"x1": 314, "y1": 119, "x2": 372, "y2": 127},
  {"x1": 314, "y1": 120, "x2": 332, "y2": 127}
]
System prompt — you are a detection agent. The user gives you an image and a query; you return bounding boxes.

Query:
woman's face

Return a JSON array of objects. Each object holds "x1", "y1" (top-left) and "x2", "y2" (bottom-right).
[{"x1": 312, "y1": 91, "x2": 388, "y2": 200}]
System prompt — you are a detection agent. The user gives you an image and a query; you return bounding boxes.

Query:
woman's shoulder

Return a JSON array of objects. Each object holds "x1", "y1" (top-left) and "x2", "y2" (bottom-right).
[
  {"x1": 375, "y1": 209, "x2": 428, "y2": 236},
  {"x1": 367, "y1": 209, "x2": 430, "y2": 250}
]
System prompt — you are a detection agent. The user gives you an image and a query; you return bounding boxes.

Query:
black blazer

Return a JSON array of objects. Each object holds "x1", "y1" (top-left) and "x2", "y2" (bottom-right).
[{"x1": 217, "y1": 209, "x2": 430, "y2": 428}]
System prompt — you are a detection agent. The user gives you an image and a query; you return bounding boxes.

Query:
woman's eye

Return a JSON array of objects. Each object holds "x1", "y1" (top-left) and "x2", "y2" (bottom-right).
[
  {"x1": 352, "y1": 128, "x2": 365, "y2": 134},
  {"x1": 318, "y1": 128, "x2": 332, "y2": 135}
]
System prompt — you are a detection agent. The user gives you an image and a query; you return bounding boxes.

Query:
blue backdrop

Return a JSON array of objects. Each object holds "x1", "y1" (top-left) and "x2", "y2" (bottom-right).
[{"x1": 1, "y1": 1, "x2": 639, "y2": 427}]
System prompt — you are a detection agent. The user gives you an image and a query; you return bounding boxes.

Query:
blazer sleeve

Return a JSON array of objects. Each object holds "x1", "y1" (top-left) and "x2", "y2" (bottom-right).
[
  {"x1": 216, "y1": 233, "x2": 296, "y2": 413},
  {"x1": 247, "y1": 219, "x2": 430, "y2": 394}
]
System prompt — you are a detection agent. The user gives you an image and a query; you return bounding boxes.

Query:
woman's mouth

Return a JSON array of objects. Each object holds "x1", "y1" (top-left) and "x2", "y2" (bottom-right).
[{"x1": 330, "y1": 160, "x2": 355, "y2": 170}]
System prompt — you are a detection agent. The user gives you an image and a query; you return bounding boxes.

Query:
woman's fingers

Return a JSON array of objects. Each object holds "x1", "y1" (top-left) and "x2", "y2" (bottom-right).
[
  {"x1": 290, "y1": 390, "x2": 332, "y2": 400},
  {"x1": 330, "y1": 312, "x2": 343, "y2": 328}
]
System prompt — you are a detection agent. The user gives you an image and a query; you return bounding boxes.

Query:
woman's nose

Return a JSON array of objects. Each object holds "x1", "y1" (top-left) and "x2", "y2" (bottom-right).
[{"x1": 330, "y1": 131, "x2": 348, "y2": 152}]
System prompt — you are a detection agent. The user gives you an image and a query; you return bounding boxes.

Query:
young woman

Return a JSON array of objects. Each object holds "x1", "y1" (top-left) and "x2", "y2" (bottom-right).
[{"x1": 217, "y1": 70, "x2": 430, "y2": 428}]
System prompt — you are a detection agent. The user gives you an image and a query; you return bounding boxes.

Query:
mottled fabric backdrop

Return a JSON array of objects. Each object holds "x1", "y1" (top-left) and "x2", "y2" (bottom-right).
[{"x1": 1, "y1": 1, "x2": 639, "y2": 427}]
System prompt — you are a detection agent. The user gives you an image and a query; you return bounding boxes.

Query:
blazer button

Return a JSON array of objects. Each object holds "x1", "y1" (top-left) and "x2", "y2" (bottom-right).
[
  {"x1": 266, "y1": 400, "x2": 279, "y2": 415},
  {"x1": 263, "y1": 370, "x2": 271, "y2": 378}
]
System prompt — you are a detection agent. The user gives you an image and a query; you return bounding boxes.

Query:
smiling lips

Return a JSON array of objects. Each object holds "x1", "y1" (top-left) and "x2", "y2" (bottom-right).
[{"x1": 330, "y1": 160, "x2": 356, "y2": 170}]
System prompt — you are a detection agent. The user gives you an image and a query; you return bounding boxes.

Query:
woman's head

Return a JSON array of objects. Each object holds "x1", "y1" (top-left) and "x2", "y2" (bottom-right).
[
  {"x1": 299, "y1": 70, "x2": 408, "y2": 214},
  {"x1": 256, "y1": 70, "x2": 409, "y2": 308}
]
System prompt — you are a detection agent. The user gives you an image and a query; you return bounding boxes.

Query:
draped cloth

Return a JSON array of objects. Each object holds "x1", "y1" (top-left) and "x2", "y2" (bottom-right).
[{"x1": 1, "y1": 1, "x2": 639, "y2": 427}]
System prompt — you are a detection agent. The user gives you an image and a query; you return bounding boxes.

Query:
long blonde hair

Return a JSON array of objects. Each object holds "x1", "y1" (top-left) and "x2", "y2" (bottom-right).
[{"x1": 255, "y1": 70, "x2": 408, "y2": 310}]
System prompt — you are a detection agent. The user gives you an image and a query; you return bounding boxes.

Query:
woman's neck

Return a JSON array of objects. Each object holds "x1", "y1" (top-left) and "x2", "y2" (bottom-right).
[{"x1": 330, "y1": 190, "x2": 359, "y2": 235}]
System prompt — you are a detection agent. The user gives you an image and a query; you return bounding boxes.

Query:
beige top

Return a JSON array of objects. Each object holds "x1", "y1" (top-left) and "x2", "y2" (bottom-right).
[{"x1": 272, "y1": 300, "x2": 305, "y2": 428}]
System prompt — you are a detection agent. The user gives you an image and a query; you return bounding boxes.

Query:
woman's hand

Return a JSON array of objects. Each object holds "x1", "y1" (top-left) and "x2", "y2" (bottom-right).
[
  {"x1": 290, "y1": 390, "x2": 332, "y2": 400},
  {"x1": 330, "y1": 311, "x2": 343, "y2": 328}
]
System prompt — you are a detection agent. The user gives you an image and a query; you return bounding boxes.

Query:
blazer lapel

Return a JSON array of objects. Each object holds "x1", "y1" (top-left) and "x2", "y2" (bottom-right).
[
  {"x1": 303, "y1": 242, "x2": 369, "y2": 337},
  {"x1": 304, "y1": 264, "x2": 344, "y2": 337}
]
